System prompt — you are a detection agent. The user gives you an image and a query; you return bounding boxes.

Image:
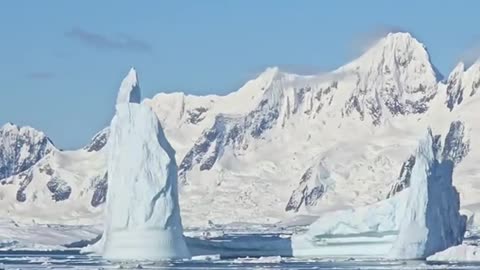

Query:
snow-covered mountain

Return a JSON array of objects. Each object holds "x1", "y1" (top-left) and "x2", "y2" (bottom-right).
[
  {"x1": 446, "y1": 62, "x2": 480, "y2": 111},
  {"x1": 0, "y1": 127, "x2": 106, "y2": 224},
  {"x1": 1, "y1": 32, "x2": 479, "y2": 227},
  {"x1": 0, "y1": 123, "x2": 55, "y2": 180},
  {"x1": 178, "y1": 33, "x2": 440, "y2": 182}
]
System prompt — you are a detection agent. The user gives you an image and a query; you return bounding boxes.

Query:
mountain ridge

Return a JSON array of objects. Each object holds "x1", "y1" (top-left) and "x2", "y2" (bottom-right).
[{"x1": 1, "y1": 32, "x2": 480, "y2": 226}]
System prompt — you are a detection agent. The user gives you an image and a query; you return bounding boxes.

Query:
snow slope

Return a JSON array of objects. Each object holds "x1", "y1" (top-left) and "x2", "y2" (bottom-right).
[{"x1": 0, "y1": 32, "x2": 479, "y2": 227}]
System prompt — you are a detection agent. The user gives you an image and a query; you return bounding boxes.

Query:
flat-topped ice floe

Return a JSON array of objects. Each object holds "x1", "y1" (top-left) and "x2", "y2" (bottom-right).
[
  {"x1": 427, "y1": 244, "x2": 480, "y2": 262},
  {"x1": 93, "y1": 68, "x2": 190, "y2": 261},
  {"x1": 292, "y1": 127, "x2": 466, "y2": 259}
]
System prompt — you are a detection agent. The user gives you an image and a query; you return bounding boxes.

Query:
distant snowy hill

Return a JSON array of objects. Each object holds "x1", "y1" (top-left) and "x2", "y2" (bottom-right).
[{"x1": 0, "y1": 32, "x2": 479, "y2": 227}]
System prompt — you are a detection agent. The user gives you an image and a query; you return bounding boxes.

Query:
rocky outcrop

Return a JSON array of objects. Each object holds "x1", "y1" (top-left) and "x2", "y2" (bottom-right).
[
  {"x1": 84, "y1": 128, "x2": 109, "y2": 152},
  {"x1": 90, "y1": 173, "x2": 108, "y2": 207},
  {"x1": 285, "y1": 163, "x2": 330, "y2": 212}
]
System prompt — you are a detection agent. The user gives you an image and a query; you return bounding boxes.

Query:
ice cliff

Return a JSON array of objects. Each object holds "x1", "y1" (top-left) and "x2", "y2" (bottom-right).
[
  {"x1": 292, "y1": 126, "x2": 466, "y2": 259},
  {"x1": 101, "y1": 68, "x2": 190, "y2": 260},
  {"x1": 390, "y1": 129, "x2": 466, "y2": 259}
]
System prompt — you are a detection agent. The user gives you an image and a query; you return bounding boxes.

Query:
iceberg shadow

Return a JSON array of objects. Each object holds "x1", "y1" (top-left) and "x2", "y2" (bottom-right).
[{"x1": 187, "y1": 233, "x2": 293, "y2": 258}]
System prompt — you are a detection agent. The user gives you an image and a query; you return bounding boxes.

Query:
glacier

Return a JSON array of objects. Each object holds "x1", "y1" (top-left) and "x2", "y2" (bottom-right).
[
  {"x1": 101, "y1": 68, "x2": 190, "y2": 260},
  {"x1": 292, "y1": 127, "x2": 466, "y2": 259}
]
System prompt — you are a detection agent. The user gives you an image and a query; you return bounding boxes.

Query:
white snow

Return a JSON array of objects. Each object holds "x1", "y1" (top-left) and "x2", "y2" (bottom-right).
[
  {"x1": 427, "y1": 244, "x2": 480, "y2": 262},
  {"x1": 101, "y1": 68, "x2": 190, "y2": 261},
  {"x1": 233, "y1": 256, "x2": 283, "y2": 264},
  {"x1": 390, "y1": 129, "x2": 466, "y2": 259}
]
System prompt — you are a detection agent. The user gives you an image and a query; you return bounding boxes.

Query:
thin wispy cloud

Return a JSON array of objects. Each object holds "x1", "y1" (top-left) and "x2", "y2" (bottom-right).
[
  {"x1": 27, "y1": 72, "x2": 55, "y2": 80},
  {"x1": 460, "y1": 41, "x2": 480, "y2": 67},
  {"x1": 350, "y1": 26, "x2": 408, "y2": 55},
  {"x1": 277, "y1": 64, "x2": 327, "y2": 75},
  {"x1": 64, "y1": 28, "x2": 152, "y2": 53}
]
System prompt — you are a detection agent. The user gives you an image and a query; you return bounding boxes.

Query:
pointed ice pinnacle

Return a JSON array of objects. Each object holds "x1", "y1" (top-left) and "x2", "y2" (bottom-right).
[
  {"x1": 116, "y1": 67, "x2": 141, "y2": 105},
  {"x1": 102, "y1": 68, "x2": 190, "y2": 260}
]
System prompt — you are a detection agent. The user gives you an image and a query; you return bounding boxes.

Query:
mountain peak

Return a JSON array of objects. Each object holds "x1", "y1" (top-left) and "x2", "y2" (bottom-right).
[
  {"x1": 445, "y1": 58, "x2": 480, "y2": 110},
  {"x1": 116, "y1": 67, "x2": 141, "y2": 105},
  {"x1": 372, "y1": 32, "x2": 425, "y2": 54},
  {"x1": 0, "y1": 122, "x2": 46, "y2": 137},
  {"x1": 255, "y1": 66, "x2": 283, "y2": 84},
  {"x1": 383, "y1": 32, "x2": 419, "y2": 45},
  {"x1": 451, "y1": 62, "x2": 466, "y2": 75},
  {"x1": 0, "y1": 122, "x2": 56, "y2": 180},
  {"x1": 341, "y1": 32, "x2": 436, "y2": 76},
  {"x1": 1, "y1": 122, "x2": 18, "y2": 132},
  {"x1": 334, "y1": 32, "x2": 440, "y2": 124},
  {"x1": 261, "y1": 66, "x2": 280, "y2": 76},
  {"x1": 366, "y1": 32, "x2": 428, "y2": 64}
]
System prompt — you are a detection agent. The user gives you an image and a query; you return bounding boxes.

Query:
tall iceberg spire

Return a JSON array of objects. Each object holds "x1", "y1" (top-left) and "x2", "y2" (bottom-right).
[
  {"x1": 390, "y1": 129, "x2": 466, "y2": 259},
  {"x1": 102, "y1": 68, "x2": 190, "y2": 260}
]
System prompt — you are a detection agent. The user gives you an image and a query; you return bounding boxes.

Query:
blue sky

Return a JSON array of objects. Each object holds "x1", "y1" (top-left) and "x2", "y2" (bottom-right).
[{"x1": 1, "y1": 1, "x2": 479, "y2": 149}]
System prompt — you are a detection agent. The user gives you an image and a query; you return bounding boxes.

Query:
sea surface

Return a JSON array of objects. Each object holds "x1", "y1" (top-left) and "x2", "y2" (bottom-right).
[{"x1": 0, "y1": 251, "x2": 479, "y2": 270}]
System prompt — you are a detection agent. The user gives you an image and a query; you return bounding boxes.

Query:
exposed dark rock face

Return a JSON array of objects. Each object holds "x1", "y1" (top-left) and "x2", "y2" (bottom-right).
[
  {"x1": 387, "y1": 121, "x2": 470, "y2": 198},
  {"x1": 179, "y1": 91, "x2": 281, "y2": 184},
  {"x1": 39, "y1": 164, "x2": 54, "y2": 176},
  {"x1": 16, "y1": 170, "x2": 33, "y2": 202},
  {"x1": 179, "y1": 115, "x2": 246, "y2": 184},
  {"x1": 46, "y1": 178, "x2": 72, "y2": 202},
  {"x1": 343, "y1": 78, "x2": 436, "y2": 125},
  {"x1": 84, "y1": 128, "x2": 109, "y2": 152},
  {"x1": 387, "y1": 155, "x2": 416, "y2": 199},
  {"x1": 446, "y1": 73, "x2": 464, "y2": 111},
  {"x1": 285, "y1": 164, "x2": 328, "y2": 213},
  {"x1": 442, "y1": 121, "x2": 470, "y2": 165},
  {"x1": 91, "y1": 172, "x2": 108, "y2": 207},
  {"x1": 471, "y1": 77, "x2": 480, "y2": 97},
  {"x1": 186, "y1": 107, "x2": 208, "y2": 124}
]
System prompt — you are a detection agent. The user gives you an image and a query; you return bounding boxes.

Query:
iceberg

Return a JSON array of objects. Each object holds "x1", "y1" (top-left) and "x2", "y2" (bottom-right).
[
  {"x1": 291, "y1": 191, "x2": 408, "y2": 258},
  {"x1": 427, "y1": 244, "x2": 480, "y2": 262},
  {"x1": 390, "y1": 129, "x2": 466, "y2": 259},
  {"x1": 292, "y1": 127, "x2": 466, "y2": 259},
  {"x1": 101, "y1": 68, "x2": 190, "y2": 261}
]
